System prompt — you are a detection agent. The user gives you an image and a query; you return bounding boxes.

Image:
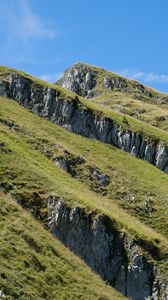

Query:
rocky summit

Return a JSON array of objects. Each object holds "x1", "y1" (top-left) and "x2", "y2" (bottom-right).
[
  {"x1": 55, "y1": 62, "x2": 168, "y2": 101},
  {"x1": 0, "y1": 64, "x2": 168, "y2": 300}
]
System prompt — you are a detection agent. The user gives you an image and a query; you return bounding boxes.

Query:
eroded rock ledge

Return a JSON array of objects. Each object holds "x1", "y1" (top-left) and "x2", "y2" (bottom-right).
[
  {"x1": 0, "y1": 73, "x2": 168, "y2": 173},
  {"x1": 47, "y1": 197, "x2": 168, "y2": 300}
]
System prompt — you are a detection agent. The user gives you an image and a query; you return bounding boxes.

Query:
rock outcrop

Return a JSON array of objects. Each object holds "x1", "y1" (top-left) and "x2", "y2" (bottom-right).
[
  {"x1": 56, "y1": 63, "x2": 97, "y2": 98},
  {"x1": 47, "y1": 198, "x2": 168, "y2": 300},
  {"x1": 54, "y1": 154, "x2": 85, "y2": 177},
  {"x1": 0, "y1": 73, "x2": 168, "y2": 174}
]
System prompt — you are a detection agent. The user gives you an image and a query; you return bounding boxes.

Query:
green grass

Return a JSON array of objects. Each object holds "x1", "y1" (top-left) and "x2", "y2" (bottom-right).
[
  {"x1": 0, "y1": 97, "x2": 168, "y2": 269},
  {"x1": 0, "y1": 192, "x2": 126, "y2": 300}
]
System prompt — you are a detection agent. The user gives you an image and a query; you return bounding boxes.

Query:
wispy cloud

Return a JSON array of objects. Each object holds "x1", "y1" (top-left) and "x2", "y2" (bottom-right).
[
  {"x1": 19, "y1": 0, "x2": 58, "y2": 40},
  {"x1": 118, "y1": 69, "x2": 168, "y2": 84},
  {"x1": 0, "y1": 0, "x2": 60, "y2": 67},
  {"x1": 1, "y1": 0, "x2": 58, "y2": 41}
]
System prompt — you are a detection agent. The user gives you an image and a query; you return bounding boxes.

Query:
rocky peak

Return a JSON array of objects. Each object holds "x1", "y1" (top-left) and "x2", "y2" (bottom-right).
[
  {"x1": 56, "y1": 63, "x2": 98, "y2": 98},
  {"x1": 55, "y1": 62, "x2": 161, "y2": 101}
]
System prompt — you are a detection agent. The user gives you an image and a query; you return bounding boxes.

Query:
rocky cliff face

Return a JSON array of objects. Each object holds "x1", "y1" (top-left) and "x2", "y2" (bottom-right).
[
  {"x1": 47, "y1": 197, "x2": 168, "y2": 300},
  {"x1": 1, "y1": 73, "x2": 168, "y2": 175}
]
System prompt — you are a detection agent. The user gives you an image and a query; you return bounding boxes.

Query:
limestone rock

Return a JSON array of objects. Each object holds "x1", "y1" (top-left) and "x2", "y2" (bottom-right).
[
  {"x1": 104, "y1": 76, "x2": 128, "y2": 92},
  {"x1": 91, "y1": 168, "x2": 109, "y2": 187},
  {"x1": 56, "y1": 64, "x2": 97, "y2": 98},
  {"x1": 127, "y1": 245, "x2": 153, "y2": 300},
  {"x1": 47, "y1": 199, "x2": 168, "y2": 300}
]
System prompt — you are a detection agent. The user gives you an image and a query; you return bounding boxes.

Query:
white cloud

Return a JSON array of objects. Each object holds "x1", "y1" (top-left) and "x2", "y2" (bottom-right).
[{"x1": 118, "y1": 69, "x2": 168, "y2": 84}]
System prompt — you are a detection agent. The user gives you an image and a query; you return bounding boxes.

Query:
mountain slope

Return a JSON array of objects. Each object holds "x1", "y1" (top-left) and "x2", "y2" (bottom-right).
[
  {"x1": 0, "y1": 96, "x2": 168, "y2": 239},
  {"x1": 0, "y1": 65, "x2": 168, "y2": 299},
  {"x1": 56, "y1": 62, "x2": 168, "y2": 131}
]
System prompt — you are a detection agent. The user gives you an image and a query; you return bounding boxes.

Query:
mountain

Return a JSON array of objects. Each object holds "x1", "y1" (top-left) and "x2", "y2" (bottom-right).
[
  {"x1": 56, "y1": 62, "x2": 168, "y2": 131},
  {"x1": 0, "y1": 64, "x2": 168, "y2": 300}
]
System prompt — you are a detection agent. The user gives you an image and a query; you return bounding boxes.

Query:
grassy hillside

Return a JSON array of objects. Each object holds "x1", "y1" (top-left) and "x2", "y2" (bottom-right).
[
  {"x1": 0, "y1": 96, "x2": 168, "y2": 240},
  {"x1": 0, "y1": 64, "x2": 168, "y2": 295},
  {"x1": 0, "y1": 192, "x2": 126, "y2": 300},
  {"x1": 0, "y1": 95, "x2": 168, "y2": 277}
]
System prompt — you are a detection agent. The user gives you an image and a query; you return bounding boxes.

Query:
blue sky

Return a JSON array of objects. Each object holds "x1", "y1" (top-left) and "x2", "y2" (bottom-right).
[{"x1": 1, "y1": 0, "x2": 168, "y2": 92}]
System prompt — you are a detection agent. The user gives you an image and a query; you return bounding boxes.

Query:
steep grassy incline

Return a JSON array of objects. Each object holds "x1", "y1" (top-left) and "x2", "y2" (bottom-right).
[
  {"x1": 0, "y1": 192, "x2": 125, "y2": 300},
  {"x1": 0, "y1": 96, "x2": 168, "y2": 262},
  {"x1": 56, "y1": 63, "x2": 168, "y2": 131},
  {"x1": 0, "y1": 96, "x2": 168, "y2": 298}
]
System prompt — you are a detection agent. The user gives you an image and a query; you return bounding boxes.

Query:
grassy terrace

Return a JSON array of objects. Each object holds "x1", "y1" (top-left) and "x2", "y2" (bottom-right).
[
  {"x1": 0, "y1": 192, "x2": 126, "y2": 300},
  {"x1": 91, "y1": 91, "x2": 168, "y2": 131},
  {"x1": 1, "y1": 65, "x2": 168, "y2": 146},
  {"x1": 0, "y1": 97, "x2": 168, "y2": 275}
]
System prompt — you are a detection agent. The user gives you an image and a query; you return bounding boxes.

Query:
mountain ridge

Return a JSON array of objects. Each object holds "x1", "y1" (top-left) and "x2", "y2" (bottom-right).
[
  {"x1": 56, "y1": 62, "x2": 168, "y2": 98},
  {"x1": 1, "y1": 66, "x2": 168, "y2": 174}
]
